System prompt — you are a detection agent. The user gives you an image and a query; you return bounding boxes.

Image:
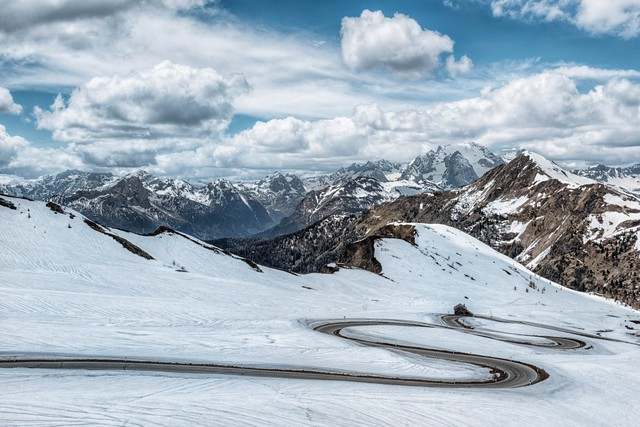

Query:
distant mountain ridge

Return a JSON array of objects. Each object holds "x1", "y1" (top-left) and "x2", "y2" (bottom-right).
[
  {"x1": 574, "y1": 163, "x2": 640, "y2": 193},
  {"x1": 259, "y1": 142, "x2": 503, "y2": 237},
  {"x1": 1, "y1": 171, "x2": 278, "y2": 239},
  {"x1": 1, "y1": 142, "x2": 505, "y2": 239}
]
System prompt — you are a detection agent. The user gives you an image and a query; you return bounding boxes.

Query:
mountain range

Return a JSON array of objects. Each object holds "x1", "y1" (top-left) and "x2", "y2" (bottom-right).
[
  {"x1": 221, "y1": 152, "x2": 640, "y2": 308},
  {"x1": 0, "y1": 142, "x2": 502, "y2": 239},
  {"x1": 574, "y1": 163, "x2": 640, "y2": 194}
]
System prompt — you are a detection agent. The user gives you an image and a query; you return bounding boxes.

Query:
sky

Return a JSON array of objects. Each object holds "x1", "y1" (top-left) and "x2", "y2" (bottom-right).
[{"x1": 0, "y1": 0, "x2": 639, "y2": 179}]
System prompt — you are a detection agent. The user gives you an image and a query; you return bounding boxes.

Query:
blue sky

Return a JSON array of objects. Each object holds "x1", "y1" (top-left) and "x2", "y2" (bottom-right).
[
  {"x1": 1, "y1": 0, "x2": 640, "y2": 178},
  {"x1": 223, "y1": 0, "x2": 640, "y2": 69}
]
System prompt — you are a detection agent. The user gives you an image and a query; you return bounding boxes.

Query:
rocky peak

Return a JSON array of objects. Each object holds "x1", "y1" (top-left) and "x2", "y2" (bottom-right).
[
  {"x1": 261, "y1": 172, "x2": 306, "y2": 194},
  {"x1": 400, "y1": 143, "x2": 504, "y2": 189},
  {"x1": 331, "y1": 159, "x2": 402, "y2": 183}
]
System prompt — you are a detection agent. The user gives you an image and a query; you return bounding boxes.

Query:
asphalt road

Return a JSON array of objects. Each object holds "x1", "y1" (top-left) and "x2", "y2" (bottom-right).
[{"x1": 1, "y1": 314, "x2": 606, "y2": 388}]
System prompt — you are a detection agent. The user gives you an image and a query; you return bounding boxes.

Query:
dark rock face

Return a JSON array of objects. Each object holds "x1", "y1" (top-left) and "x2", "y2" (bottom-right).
[
  {"x1": 444, "y1": 152, "x2": 478, "y2": 188},
  {"x1": 0, "y1": 196, "x2": 17, "y2": 210}
]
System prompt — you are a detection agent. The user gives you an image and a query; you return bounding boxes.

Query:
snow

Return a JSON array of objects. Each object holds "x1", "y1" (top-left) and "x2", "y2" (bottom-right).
[
  {"x1": 603, "y1": 193, "x2": 640, "y2": 210},
  {"x1": 526, "y1": 247, "x2": 551, "y2": 269},
  {"x1": 1, "y1": 196, "x2": 639, "y2": 426},
  {"x1": 483, "y1": 196, "x2": 529, "y2": 215},
  {"x1": 524, "y1": 152, "x2": 594, "y2": 188},
  {"x1": 451, "y1": 179, "x2": 495, "y2": 219}
]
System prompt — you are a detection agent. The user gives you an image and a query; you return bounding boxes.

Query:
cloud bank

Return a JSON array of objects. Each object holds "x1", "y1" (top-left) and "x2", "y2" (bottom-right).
[{"x1": 3, "y1": 66, "x2": 640, "y2": 178}]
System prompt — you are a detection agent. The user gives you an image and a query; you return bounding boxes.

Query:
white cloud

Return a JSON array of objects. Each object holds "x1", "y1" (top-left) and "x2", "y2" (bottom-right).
[
  {"x1": 3, "y1": 67, "x2": 640, "y2": 177},
  {"x1": 0, "y1": 87, "x2": 22, "y2": 114},
  {"x1": 0, "y1": 125, "x2": 27, "y2": 167},
  {"x1": 0, "y1": 0, "x2": 135, "y2": 33},
  {"x1": 340, "y1": 9, "x2": 461, "y2": 77},
  {"x1": 446, "y1": 55, "x2": 474, "y2": 76},
  {"x1": 0, "y1": 0, "x2": 207, "y2": 33},
  {"x1": 575, "y1": 0, "x2": 640, "y2": 38},
  {"x1": 483, "y1": 0, "x2": 640, "y2": 39},
  {"x1": 0, "y1": 3, "x2": 425, "y2": 120},
  {"x1": 169, "y1": 69, "x2": 640, "y2": 173},
  {"x1": 554, "y1": 65, "x2": 640, "y2": 80},
  {"x1": 35, "y1": 61, "x2": 249, "y2": 142}
]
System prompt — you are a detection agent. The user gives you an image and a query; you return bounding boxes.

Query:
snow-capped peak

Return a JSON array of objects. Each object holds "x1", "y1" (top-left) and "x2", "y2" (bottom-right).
[
  {"x1": 401, "y1": 142, "x2": 504, "y2": 189},
  {"x1": 522, "y1": 151, "x2": 595, "y2": 188}
]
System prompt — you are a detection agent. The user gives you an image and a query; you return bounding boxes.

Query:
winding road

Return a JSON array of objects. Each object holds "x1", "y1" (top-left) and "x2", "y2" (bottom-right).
[{"x1": 0, "y1": 314, "x2": 614, "y2": 388}]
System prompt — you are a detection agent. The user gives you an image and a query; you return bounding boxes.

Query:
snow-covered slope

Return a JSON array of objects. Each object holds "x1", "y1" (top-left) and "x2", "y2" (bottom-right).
[{"x1": 0, "y1": 195, "x2": 639, "y2": 425}]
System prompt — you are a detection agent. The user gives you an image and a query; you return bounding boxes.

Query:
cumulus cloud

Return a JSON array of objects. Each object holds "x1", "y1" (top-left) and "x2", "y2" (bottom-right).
[
  {"x1": 35, "y1": 61, "x2": 249, "y2": 142},
  {"x1": 0, "y1": 125, "x2": 28, "y2": 167},
  {"x1": 340, "y1": 9, "x2": 464, "y2": 77},
  {"x1": 0, "y1": 87, "x2": 22, "y2": 114},
  {"x1": 4, "y1": 67, "x2": 640, "y2": 177},
  {"x1": 482, "y1": 0, "x2": 640, "y2": 39},
  {"x1": 446, "y1": 55, "x2": 474, "y2": 76},
  {"x1": 170, "y1": 70, "x2": 640, "y2": 172}
]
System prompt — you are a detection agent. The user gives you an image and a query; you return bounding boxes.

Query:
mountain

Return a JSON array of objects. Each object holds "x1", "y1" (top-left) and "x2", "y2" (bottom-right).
[
  {"x1": 2, "y1": 194, "x2": 639, "y2": 425},
  {"x1": 237, "y1": 172, "x2": 306, "y2": 222},
  {"x1": 330, "y1": 159, "x2": 403, "y2": 182},
  {"x1": 574, "y1": 163, "x2": 640, "y2": 193},
  {"x1": 258, "y1": 176, "x2": 396, "y2": 238},
  {"x1": 357, "y1": 152, "x2": 640, "y2": 307},
  {"x1": 257, "y1": 143, "x2": 502, "y2": 238},
  {"x1": 400, "y1": 142, "x2": 504, "y2": 188},
  {"x1": 1, "y1": 170, "x2": 274, "y2": 239},
  {"x1": 223, "y1": 152, "x2": 640, "y2": 308},
  {"x1": 0, "y1": 169, "x2": 116, "y2": 199}
]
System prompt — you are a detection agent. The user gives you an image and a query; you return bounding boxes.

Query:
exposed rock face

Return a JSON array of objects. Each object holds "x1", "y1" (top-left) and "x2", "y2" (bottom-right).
[
  {"x1": 338, "y1": 223, "x2": 417, "y2": 274},
  {"x1": 237, "y1": 172, "x2": 306, "y2": 222},
  {"x1": 401, "y1": 142, "x2": 504, "y2": 189},
  {"x1": 454, "y1": 304, "x2": 473, "y2": 316}
]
